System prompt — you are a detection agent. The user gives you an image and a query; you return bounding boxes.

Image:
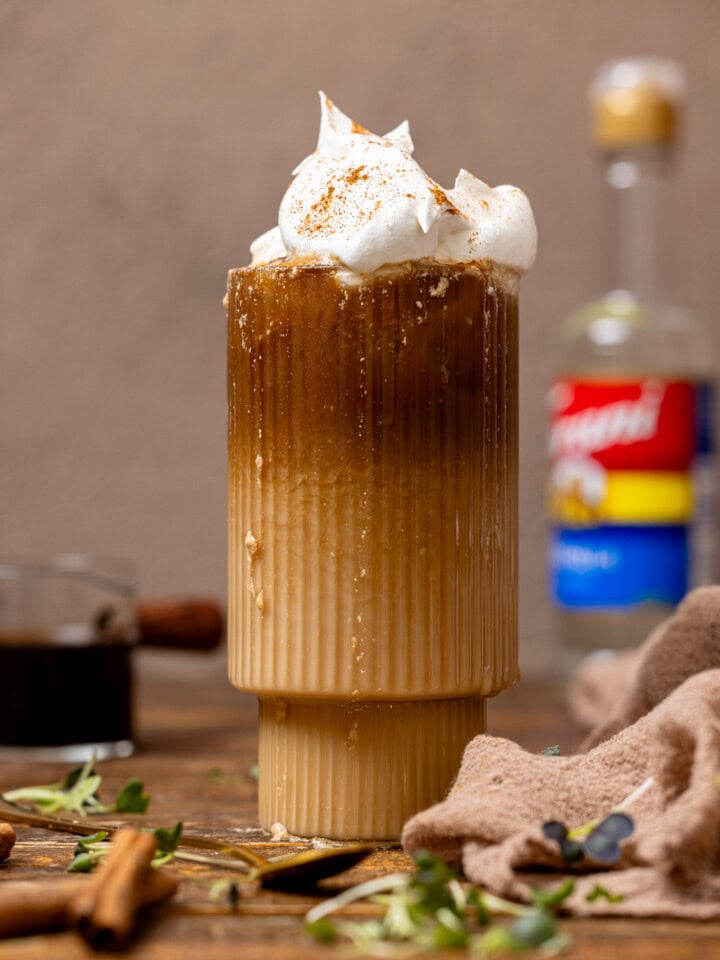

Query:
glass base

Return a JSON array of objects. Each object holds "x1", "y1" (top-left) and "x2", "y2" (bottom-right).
[
  {"x1": 258, "y1": 695, "x2": 486, "y2": 840},
  {"x1": 0, "y1": 739, "x2": 134, "y2": 762}
]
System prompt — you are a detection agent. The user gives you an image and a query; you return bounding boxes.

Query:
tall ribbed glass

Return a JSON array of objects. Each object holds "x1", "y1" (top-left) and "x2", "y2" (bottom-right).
[{"x1": 227, "y1": 261, "x2": 519, "y2": 839}]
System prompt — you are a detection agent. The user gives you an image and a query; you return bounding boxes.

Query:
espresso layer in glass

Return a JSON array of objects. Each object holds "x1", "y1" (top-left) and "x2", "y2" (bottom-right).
[{"x1": 227, "y1": 260, "x2": 518, "y2": 838}]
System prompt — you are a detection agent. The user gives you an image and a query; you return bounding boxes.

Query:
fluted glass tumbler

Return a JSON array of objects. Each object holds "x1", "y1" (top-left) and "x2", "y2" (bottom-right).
[{"x1": 227, "y1": 261, "x2": 519, "y2": 839}]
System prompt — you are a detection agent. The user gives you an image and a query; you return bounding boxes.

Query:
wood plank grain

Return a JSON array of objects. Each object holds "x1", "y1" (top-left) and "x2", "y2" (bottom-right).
[{"x1": 0, "y1": 650, "x2": 716, "y2": 958}]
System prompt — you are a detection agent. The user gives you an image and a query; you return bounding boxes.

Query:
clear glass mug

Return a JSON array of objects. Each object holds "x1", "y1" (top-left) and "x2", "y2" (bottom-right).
[{"x1": 0, "y1": 555, "x2": 138, "y2": 760}]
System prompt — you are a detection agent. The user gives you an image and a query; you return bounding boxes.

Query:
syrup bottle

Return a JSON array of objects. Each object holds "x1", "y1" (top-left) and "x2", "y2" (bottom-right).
[{"x1": 547, "y1": 58, "x2": 716, "y2": 668}]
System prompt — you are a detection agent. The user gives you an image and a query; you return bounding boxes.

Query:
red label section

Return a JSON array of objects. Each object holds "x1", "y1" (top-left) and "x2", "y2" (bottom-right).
[{"x1": 547, "y1": 378, "x2": 694, "y2": 471}]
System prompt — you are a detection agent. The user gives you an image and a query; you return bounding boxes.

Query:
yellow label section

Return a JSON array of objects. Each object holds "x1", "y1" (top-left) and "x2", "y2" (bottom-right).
[{"x1": 550, "y1": 471, "x2": 693, "y2": 525}]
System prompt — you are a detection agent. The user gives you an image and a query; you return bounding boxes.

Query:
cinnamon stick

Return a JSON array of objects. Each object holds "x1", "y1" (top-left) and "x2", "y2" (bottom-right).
[
  {"x1": 0, "y1": 878, "x2": 85, "y2": 937},
  {"x1": 0, "y1": 871, "x2": 177, "y2": 943},
  {"x1": 67, "y1": 829, "x2": 178, "y2": 950},
  {"x1": 0, "y1": 822, "x2": 16, "y2": 861}
]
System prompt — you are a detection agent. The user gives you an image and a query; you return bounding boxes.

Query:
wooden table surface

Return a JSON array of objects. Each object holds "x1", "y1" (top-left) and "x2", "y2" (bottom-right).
[{"x1": 0, "y1": 648, "x2": 718, "y2": 959}]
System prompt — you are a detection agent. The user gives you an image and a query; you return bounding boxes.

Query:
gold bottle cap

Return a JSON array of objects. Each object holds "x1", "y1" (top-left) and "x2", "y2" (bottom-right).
[{"x1": 591, "y1": 58, "x2": 685, "y2": 148}]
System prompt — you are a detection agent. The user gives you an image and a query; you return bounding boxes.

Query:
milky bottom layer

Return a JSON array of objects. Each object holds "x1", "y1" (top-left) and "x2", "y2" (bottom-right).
[{"x1": 258, "y1": 695, "x2": 486, "y2": 840}]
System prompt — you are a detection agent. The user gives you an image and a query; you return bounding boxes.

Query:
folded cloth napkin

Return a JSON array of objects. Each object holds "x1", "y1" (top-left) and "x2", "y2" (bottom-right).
[
  {"x1": 402, "y1": 587, "x2": 720, "y2": 917},
  {"x1": 566, "y1": 648, "x2": 640, "y2": 731},
  {"x1": 568, "y1": 587, "x2": 720, "y2": 735},
  {"x1": 581, "y1": 587, "x2": 720, "y2": 750}
]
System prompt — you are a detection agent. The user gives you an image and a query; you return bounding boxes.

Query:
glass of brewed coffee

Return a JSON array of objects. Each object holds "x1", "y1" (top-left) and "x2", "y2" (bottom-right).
[{"x1": 0, "y1": 554, "x2": 137, "y2": 760}]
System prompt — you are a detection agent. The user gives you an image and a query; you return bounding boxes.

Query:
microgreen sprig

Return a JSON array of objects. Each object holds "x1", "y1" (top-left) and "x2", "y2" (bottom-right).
[
  {"x1": 67, "y1": 822, "x2": 183, "y2": 873},
  {"x1": 305, "y1": 850, "x2": 573, "y2": 956},
  {"x1": 585, "y1": 884, "x2": 624, "y2": 904},
  {"x1": 542, "y1": 777, "x2": 653, "y2": 865},
  {"x1": 2, "y1": 759, "x2": 150, "y2": 816}
]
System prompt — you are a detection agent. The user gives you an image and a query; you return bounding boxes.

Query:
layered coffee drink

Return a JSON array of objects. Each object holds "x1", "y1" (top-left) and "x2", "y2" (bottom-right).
[{"x1": 227, "y1": 96, "x2": 535, "y2": 839}]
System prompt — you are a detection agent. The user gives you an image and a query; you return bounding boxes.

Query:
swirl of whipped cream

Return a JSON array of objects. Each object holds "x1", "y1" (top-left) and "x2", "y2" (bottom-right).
[{"x1": 250, "y1": 94, "x2": 536, "y2": 275}]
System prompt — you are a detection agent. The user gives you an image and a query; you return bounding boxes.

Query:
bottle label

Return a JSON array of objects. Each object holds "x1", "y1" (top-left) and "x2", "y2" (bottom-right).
[{"x1": 547, "y1": 377, "x2": 710, "y2": 608}]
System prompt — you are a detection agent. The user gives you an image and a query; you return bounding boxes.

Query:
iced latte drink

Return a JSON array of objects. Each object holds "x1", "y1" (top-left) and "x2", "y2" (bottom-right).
[{"x1": 227, "y1": 96, "x2": 536, "y2": 839}]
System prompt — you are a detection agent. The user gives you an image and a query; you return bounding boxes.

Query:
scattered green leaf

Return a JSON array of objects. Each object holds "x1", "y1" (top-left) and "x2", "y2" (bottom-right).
[
  {"x1": 305, "y1": 918, "x2": 338, "y2": 944},
  {"x1": 304, "y1": 850, "x2": 571, "y2": 955},
  {"x1": 60, "y1": 765, "x2": 88, "y2": 791},
  {"x1": 67, "y1": 851, "x2": 98, "y2": 873},
  {"x1": 475, "y1": 924, "x2": 525, "y2": 955},
  {"x1": 113, "y1": 779, "x2": 150, "y2": 813},
  {"x1": 152, "y1": 821, "x2": 183, "y2": 865},
  {"x1": 467, "y1": 887, "x2": 491, "y2": 926},
  {"x1": 3, "y1": 758, "x2": 102, "y2": 815},
  {"x1": 541, "y1": 745, "x2": 561, "y2": 756},
  {"x1": 585, "y1": 884, "x2": 624, "y2": 904},
  {"x1": 67, "y1": 831, "x2": 109, "y2": 873},
  {"x1": 2, "y1": 759, "x2": 151, "y2": 816},
  {"x1": 65, "y1": 824, "x2": 183, "y2": 872},
  {"x1": 531, "y1": 879, "x2": 575, "y2": 910},
  {"x1": 76, "y1": 830, "x2": 109, "y2": 848}
]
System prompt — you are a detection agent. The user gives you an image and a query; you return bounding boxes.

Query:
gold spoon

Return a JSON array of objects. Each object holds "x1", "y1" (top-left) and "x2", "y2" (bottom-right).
[{"x1": 0, "y1": 800, "x2": 375, "y2": 890}]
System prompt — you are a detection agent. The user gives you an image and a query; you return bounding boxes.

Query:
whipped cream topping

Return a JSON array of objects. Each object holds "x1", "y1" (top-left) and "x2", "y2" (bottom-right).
[{"x1": 250, "y1": 94, "x2": 536, "y2": 275}]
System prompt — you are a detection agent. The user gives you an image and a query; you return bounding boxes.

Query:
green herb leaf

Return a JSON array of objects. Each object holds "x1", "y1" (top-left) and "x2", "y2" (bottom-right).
[
  {"x1": 60, "y1": 765, "x2": 88, "y2": 791},
  {"x1": 305, "y1": 918, "x2": 338, "y2": 943},
  {"x1": 75, "y1": 831, "x2": 109, "y2": 850},
  {"x1": 67, "y1": 831, "x2": 110, "y2": 873},
  {"x1": 541, "y1": 745, "x2": 561, "y2": 756},
  {"x1": 113, "y1": 779, "x2": 150, "y2": 813},
  {"x1": 409, "y1": 849, "x2": 460, "y2": 918},
  {"x1": 68, "y1": 851, "x2": 97, "y2": 873},
  {"x1": 531, "y1": 879, "x2": 575, "y2": 910},
  {"x1": 152, "y1": 821, "x2": 182, "y2": 867},
  {"x1": 3, "y1": 760, "x2": 152, "y2": 818},
  {"x1": 433, "y1": 907, "x2": 469, "y2": 949},
  {"x1": 3, "y1": 758, "x2": 102, "y2": 815},
  {"x1": 304, "y1": 851, "x2": 571, "y2": 955},
  {"x1": 475, "y1": 924, "x2": 525, "y2": 955},
  {"x1": 585, "y1": 884, "x2": 624, "y2": 904}
]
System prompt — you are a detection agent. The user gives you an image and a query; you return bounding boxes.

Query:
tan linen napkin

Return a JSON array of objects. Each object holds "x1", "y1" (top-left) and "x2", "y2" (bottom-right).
[
  {"x1": 580, "y1": 587, "x2": 720, "y2": 749},
  {"x1": 402, "y1": 588, "x2": 720, "y2": 917},
  {"x1": 566, "y1": 648, "x2": 640, "y2": 730},
  {"x1": 568, "y1": 588, "x2": 720, "y2": 736}
]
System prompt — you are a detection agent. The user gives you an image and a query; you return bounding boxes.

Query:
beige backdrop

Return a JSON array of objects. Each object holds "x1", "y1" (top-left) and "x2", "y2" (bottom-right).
[{"x1": 2, "y1": 0, "x2": 719, "y2": 675}]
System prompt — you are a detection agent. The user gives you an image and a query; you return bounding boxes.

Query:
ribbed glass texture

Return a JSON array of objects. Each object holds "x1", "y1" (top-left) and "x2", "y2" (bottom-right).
[
  {"x1": 227, "y1": 261, "x2": 519, "y2": 700},
  {"x1": 258, "y1": 695, "x2": 486, "y2": 840}
]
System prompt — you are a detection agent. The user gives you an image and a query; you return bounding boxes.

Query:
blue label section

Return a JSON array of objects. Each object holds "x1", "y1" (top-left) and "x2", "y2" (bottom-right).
[{"x1": 550, "y1": 525, "x2": 688, "y2": 608}]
